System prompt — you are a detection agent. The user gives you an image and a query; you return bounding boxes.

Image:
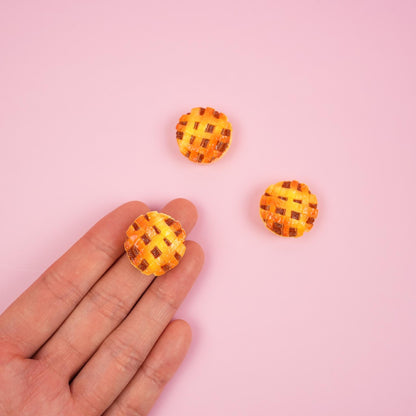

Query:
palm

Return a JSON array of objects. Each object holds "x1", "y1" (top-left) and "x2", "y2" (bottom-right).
[
  {"x1": 0, "y1": 357, "x2": 72, "y2": 416},
  {"x1": 0, "y1": 199, "x2": 203, "y2": 416}
]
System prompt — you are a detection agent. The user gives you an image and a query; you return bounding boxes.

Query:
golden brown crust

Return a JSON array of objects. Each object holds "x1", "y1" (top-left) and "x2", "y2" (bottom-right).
[
  {"x1": 124, "y1": 211, "x2": 186, "y2": 276},
  {"x1": 259, "y1": 180, "x2": 318, "y2": 237},
  {"x1": 176, "y1": 107, "x2": 232, "y2": 164}
]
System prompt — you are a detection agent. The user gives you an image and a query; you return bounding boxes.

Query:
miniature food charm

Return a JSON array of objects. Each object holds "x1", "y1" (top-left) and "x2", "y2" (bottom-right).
[
  {"x1": 259, "y1": 180, "x2": 318, "y2": 237},
  {"x1": 176, "y1": 107, "x2": 232, "y2": 164},
  {"x1": 124, "y1": 211, "x2": 186, "y2": 276}
]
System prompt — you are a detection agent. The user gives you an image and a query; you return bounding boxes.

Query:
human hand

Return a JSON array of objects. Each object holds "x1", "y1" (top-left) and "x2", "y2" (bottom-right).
[{"x1": 0, "y1": 198, "x2": 204, "y2": 416}]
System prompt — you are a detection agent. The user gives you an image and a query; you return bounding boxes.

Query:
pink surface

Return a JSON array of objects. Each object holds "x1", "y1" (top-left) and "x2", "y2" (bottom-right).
[{"x1": 1, "y1": 1, "x2": 415, "y2": 414}]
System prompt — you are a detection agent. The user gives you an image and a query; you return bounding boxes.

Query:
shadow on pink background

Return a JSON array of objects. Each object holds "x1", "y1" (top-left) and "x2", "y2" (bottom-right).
[{"x1": 1, "y1": 1, "x2": 415, "y2": 415}]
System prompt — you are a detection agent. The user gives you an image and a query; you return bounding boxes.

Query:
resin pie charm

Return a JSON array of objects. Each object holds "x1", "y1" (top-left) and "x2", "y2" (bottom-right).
[
  {"x1": 259, "y1": 181, "x2": 318, "y2": 237},
  {"x1": 176, "y1": 107, "x2": 232, "y2": 163},
  {"x1": 124, "y1": 211, "x2": 186, "y2": 276}
]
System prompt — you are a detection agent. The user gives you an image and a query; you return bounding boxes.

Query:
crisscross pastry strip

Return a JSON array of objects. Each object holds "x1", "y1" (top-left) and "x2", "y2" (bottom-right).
[
  {"x1": 124, "y1": 211, "x2": 186, "y2": 276},
  {"x1": 176, "y1": 107, "x2": 232, "y2": 163},
  {"x1": 259, "y1": 180, "x2": 318, "y2": 237}
]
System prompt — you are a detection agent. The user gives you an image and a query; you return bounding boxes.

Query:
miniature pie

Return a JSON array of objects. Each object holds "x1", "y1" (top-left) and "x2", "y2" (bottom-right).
[
  {"x1": 176, "y1": 107, "x2": 232, "y2": 163},
  {"x1": 259, "y1": 180, "x2": 318, "y2": 237},
  {"x1": 124, "y1": 211, "x2": 186, "y2": 276}
]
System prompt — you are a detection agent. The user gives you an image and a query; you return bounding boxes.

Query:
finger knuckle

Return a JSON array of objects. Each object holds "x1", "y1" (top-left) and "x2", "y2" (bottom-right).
[
  {"x1": 141, "y1": 360, "x2": 170, "y2": 390},
  {"x1": 86, "y1": 286, "x2": 132, "y2": 323},
  {"x1": 149, "y1": 283, "x2": 178, "y2": 312},
  {"x1": 42, "y1": 268, "x2": 84, "y2": 308},
  {"x1": 105, "y1": 335, "x2": 145, "y2": 374},
  {"x1": 84, "y1": 231, "x2": 120, "y2": 260},
  {"x1": 113, "y1": 400, "x2": 146, "y2": 416},
  {"x1": 75, "y1": 386, "x2": 106, "y2": 416}
]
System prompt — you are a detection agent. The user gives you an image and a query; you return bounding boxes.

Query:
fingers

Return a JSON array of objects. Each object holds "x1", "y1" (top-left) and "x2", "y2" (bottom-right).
[
  {"x1": 103, "y1": 320, "x2": 192, "y2": 416},
  {"x1": 162, "y1": 198, "x2": 198, "y2": 233},
  {"x1": 34, "y1": 198, "x2": 199, "y2": 380},
  {"x1": 0, "y1": 201, "x2": 148, "y2": 358},
  {"x1": 71, "y1": 241, "x2": 204, "y2": 416}
]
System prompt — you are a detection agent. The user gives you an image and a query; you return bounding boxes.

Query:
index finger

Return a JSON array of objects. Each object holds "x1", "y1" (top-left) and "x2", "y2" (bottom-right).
[{"x1": 0, "y1": 201, "x2": 149, "y2": 358}]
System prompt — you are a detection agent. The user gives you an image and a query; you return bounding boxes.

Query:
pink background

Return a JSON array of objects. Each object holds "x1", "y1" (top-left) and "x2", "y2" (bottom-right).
[{"x1": 1, "y1": 1, "x2": 415, "y2": 414}]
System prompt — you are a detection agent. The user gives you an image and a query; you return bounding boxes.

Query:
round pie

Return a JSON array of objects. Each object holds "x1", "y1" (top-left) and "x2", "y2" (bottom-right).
[
  {"x1": 176, "y1": 107, "x2": 232, "y2": 163},
  {"x1": 124, "y1": 211, "x2": 186, "y2": 276},
  {"x1": 259, "y1": 181, "x2": 318, "y2": 237}
]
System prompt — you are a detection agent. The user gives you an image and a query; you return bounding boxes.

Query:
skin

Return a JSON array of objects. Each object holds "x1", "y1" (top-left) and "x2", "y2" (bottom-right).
[{"x1": 0, "y1": 198, "x2": 204, "y2": 416}]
